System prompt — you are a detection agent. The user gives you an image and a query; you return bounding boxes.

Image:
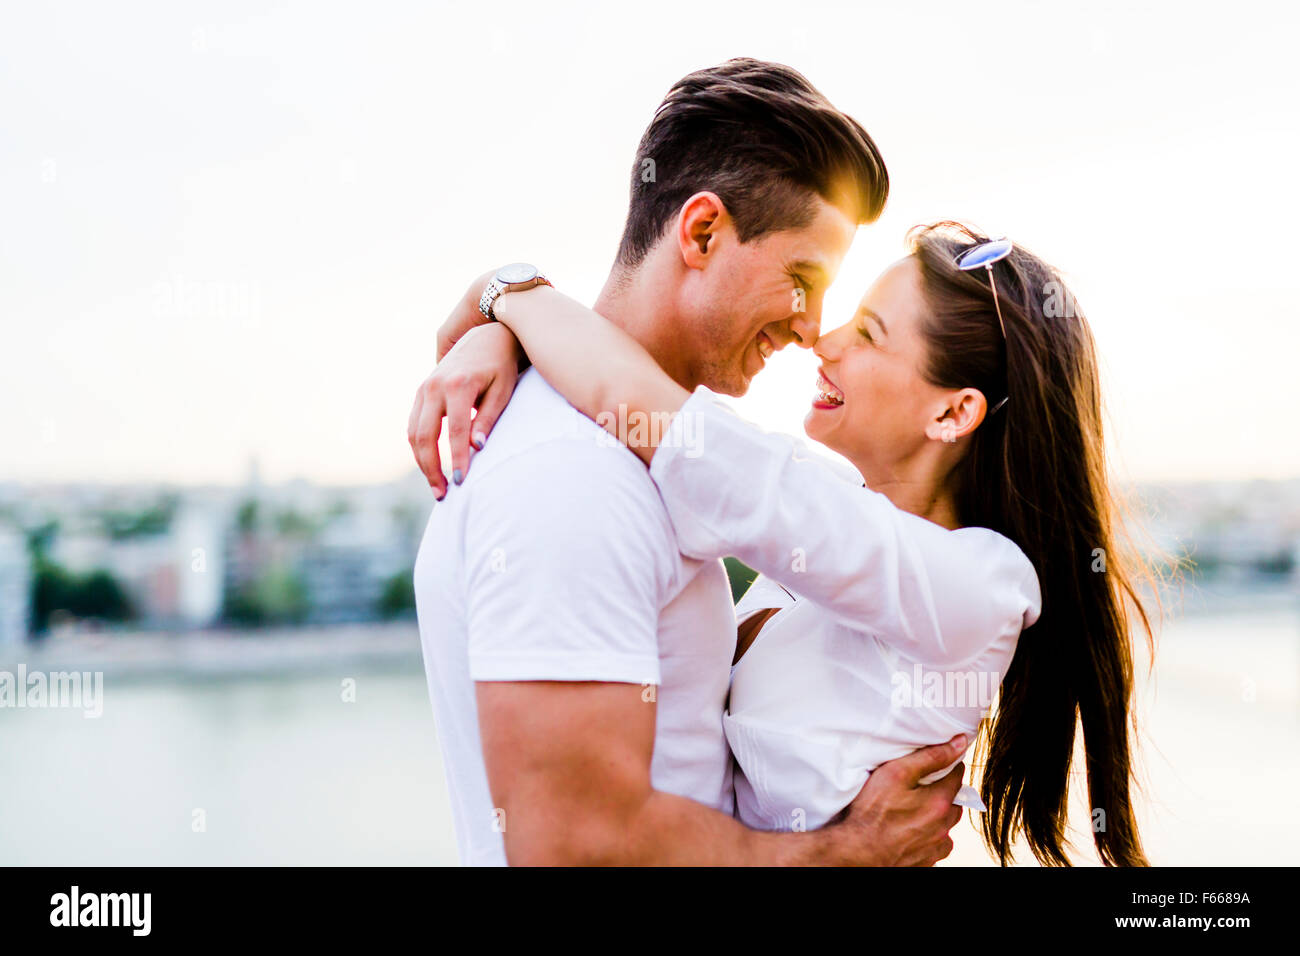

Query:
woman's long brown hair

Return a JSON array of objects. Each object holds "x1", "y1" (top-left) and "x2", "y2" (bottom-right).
[{"x1": 909, "y1": 222, "x2": 1155, "y2": 866}]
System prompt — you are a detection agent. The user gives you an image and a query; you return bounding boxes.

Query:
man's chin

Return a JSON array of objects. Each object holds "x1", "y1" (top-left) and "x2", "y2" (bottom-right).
[
  {"x1": 726, "y1": 360, "x2": 761, "y2": 396},
  {"x1": 695, "y1": 367, "x2": 751, "y2": 398},
  {"x1": 732, "y1": 377, "x2": 755, "y2": 397},
  {"x1": 692, "y1": 357, "x2": 755, "y2": 397}
]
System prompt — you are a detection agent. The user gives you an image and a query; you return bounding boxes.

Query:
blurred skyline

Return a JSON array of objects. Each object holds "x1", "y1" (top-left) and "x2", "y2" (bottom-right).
[{"x1": 2, "y1": 0, "x2": 1297, "y2": 486}]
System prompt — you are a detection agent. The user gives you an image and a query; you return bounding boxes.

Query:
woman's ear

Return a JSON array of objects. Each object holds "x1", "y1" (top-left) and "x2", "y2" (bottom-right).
[
  {"x1": 675, "y1": 191, "x2": 728, "y2": 269},
  {"x1": 924, "y1": 388, "x2": 987, "y2": 445}
]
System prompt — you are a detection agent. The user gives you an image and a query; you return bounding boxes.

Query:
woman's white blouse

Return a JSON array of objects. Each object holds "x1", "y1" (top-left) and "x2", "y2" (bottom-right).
[{"x1": 649, "y1": 387, "x2": 1043, "y2": 831}]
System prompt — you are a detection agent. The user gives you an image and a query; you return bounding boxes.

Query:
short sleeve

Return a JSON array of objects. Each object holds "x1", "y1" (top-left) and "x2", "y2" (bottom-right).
[{"x1": 463, "y1": 436, "x2": 677, "y2": 685}]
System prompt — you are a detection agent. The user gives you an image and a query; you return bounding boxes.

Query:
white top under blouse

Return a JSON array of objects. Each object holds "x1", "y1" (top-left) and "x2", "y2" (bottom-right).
[{"x1": 649, "y1": 387, "x2": 1043, "y2": 832}]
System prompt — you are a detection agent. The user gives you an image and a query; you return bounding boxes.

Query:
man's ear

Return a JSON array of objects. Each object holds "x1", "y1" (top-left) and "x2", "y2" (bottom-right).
[
  {"x1": 923, "y1": 388, "x2": 987, "y2": 445},
  {"x1": 675, "y1": 192, "x2": 728, "y2": 269}
]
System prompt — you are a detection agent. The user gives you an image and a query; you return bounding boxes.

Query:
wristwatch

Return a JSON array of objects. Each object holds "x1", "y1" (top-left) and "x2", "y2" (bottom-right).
[{"x1": 478, "y1": 262, "x2": 551, "y2": 321}]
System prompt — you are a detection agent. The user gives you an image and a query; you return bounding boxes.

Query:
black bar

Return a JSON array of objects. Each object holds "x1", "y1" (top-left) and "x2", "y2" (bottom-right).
[{"x1": 0, "y1": 865, "x2": 1287, "y2": 941}]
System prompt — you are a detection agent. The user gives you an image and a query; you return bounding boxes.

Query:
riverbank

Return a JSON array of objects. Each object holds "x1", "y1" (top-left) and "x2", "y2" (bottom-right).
[{"x1": 0, "y1": 621, "x2": 423, "y2": 683}]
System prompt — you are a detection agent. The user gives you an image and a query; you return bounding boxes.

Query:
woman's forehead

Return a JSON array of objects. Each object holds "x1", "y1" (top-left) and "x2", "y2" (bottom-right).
[{"x1": 858, "y1": 257, "x2": 924, "y2": 328}]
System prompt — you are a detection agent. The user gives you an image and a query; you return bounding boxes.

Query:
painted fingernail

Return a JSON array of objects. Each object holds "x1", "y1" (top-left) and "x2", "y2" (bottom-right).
[
  {"x1": 471, "y1": 431, "x2": 486, "y2": 451},
  {"x1": 452, "y1": 468, "x2": 463, "y2": 485}
]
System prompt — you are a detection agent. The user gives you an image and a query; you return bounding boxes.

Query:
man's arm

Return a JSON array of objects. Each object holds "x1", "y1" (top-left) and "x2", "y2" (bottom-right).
[{"x1": 478, "y1": 678, "x2": 965, "y2": 866}]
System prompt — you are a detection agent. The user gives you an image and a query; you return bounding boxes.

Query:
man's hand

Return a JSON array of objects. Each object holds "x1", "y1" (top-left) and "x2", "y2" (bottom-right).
[
  {"x1": 407, "y1": 322, "x2": 524, "y2": 499},
  {"x1": 825, "y1": 734, "x2": 968, "y2": 866}
]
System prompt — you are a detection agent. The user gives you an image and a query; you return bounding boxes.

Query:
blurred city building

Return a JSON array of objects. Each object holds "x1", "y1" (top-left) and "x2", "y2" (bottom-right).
[
  {"x1": 0, "y1": 527, "x2": 30, "y2": 644},
  {"x1": 0, "y1": 474, "x2": 1295, "y2": 640}
]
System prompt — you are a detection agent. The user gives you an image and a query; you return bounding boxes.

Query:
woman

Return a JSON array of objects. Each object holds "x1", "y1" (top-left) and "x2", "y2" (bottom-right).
[{"x1": 427, "y1": 222, "x2": 1154, "y2": 867}]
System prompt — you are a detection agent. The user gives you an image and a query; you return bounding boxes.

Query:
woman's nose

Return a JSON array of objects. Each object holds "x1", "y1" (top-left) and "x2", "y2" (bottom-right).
[{"x1": 813, "y1": 329, "x2": 838, "y2": 361}]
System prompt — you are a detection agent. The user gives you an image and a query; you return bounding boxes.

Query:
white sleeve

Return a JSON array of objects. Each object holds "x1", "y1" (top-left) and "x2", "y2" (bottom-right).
[
  {"x1": 464, "y1": 438, "x2": 677, "y2": 684},
  {"x1": 650, "y1": 388, "x2": 1041, "y2": 669}
]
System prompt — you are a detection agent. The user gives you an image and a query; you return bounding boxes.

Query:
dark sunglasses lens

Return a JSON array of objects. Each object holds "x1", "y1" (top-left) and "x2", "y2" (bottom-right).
[{"x1": 956, "y1": 238, "x2": 1014, "y2": 271}]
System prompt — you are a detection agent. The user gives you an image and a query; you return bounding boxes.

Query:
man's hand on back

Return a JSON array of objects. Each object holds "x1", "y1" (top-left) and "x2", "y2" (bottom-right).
[{"x1": 822, "y1": 737, "x2": 967, "y2": 866}]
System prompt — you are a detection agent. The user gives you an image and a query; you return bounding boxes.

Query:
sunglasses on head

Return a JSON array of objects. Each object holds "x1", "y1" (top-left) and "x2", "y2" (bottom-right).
[{"x1": 954, "y1": 237, "x2": 1014, "y2": 415}]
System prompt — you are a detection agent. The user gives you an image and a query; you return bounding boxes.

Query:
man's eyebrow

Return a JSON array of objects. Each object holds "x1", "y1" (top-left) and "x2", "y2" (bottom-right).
[{"x1": 788, "y1": 259, "x2": 831, "y2": 285}]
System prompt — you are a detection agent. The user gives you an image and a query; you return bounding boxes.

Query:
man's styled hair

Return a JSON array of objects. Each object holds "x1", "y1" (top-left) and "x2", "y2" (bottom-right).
[{"x1": 616, "y1": 58, "x2": 889, "y2": 269}]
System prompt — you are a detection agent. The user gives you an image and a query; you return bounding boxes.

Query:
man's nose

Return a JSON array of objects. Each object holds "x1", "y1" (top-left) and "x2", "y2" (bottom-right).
[{"x1": 789, "y1": 308, "x2": 821, "y2": 349}]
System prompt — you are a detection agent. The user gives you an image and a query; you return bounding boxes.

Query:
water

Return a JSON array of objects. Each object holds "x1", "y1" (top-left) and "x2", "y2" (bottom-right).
[
  {"x1": 2, "y1": 597, "x2": 1297, "y2": 866},
  {"x1": 946, "y1": 591, "x2": 1300, "y2": 866},
  {"x1": 0, "y1": 667, "x2": 459, "y2": 865}
]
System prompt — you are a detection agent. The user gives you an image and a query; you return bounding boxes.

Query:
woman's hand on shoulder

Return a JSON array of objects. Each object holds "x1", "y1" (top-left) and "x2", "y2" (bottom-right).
[{"x1": 408, "y1": 321, "x2": 524, "y2": 499}]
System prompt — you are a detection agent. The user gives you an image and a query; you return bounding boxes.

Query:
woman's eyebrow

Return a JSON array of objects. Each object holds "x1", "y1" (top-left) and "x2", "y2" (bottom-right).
[{"x1": 858, "y1": 307, "x2": 888, "y2": 334}]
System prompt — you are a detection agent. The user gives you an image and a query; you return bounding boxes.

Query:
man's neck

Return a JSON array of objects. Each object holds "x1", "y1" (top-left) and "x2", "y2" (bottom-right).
[{"x1": 592, "y1": 262, "x2": 696, "y2": 390}]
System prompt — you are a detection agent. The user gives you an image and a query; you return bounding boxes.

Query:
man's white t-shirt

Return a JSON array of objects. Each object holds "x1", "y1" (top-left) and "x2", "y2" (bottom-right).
[{"x1": 413, "y1": 370, "x2": 736, "y2": 866}]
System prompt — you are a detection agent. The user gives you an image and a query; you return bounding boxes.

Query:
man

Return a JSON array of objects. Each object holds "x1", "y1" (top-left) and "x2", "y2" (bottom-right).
[{"x1": 408, "y1": 58, "x2": 966, "y2": 865}]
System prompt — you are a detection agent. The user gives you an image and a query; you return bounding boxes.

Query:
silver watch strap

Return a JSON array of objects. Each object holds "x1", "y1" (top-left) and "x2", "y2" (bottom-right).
[
  {"x1": 478, "y1": 277, "x2": 507, "y2": 321},
  {"x1": 478, "y1": 273, "x2": 550, "y2": 321}
]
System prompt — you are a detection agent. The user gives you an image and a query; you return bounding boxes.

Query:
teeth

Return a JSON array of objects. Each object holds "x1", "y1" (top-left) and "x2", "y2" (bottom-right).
[
  {"x1": 757, "y1": 337, "x2": 774, "y2": 359},
  {"x1": 815, "y1": 374, "x2": 844, "y2": 405}
]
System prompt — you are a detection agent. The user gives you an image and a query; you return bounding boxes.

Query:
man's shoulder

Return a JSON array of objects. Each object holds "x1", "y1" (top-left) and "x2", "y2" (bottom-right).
[
  {"x1": 468, "y1": 370, "x2": 650, "y2": 483},
  {"x1": 453, "y1": 373, "x2": 684, "y2": 583}
]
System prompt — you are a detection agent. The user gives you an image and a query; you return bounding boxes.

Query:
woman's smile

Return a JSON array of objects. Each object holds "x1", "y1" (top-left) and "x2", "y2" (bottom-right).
[{"x1": 812, "y1": 368, "x2": 844, "y2": 410}]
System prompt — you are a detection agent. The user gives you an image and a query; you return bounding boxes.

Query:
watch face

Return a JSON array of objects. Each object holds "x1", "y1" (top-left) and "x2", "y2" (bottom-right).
[{"x1": 496, "y1": 262, "x2": 538, "y2": 285}]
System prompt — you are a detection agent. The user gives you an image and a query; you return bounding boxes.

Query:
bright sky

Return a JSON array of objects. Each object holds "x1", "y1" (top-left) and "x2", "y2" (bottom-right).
[{"x1": 2, "y1": 0, "x2": 1296, "y2": 486}]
